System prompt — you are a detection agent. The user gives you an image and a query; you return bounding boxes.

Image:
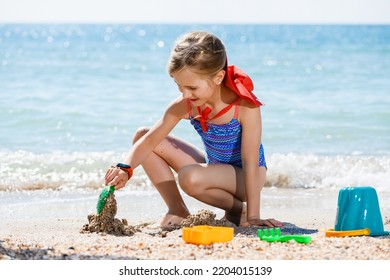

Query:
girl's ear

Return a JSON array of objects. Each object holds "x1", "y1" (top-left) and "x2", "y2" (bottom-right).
[{"x1": 214, "y1": 69, "x2": 226, "y2": 85}]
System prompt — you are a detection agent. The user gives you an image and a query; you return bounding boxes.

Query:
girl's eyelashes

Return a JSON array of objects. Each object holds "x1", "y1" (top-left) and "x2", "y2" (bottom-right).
[
  {"x1": 177, "y1": 84, "x2": 197, "y2": 91},
  {"x1": 173, "y1": 80, "x2": 197, "y2": 91}
]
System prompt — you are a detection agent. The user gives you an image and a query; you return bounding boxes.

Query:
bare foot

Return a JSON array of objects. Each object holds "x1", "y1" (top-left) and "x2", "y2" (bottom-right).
[
  {"x1": 223, "y1": 203, "x2": 247, "y2": 226},
  {"x1": 238, "y1": 203, "x2": 250, "y2": 227},
  {"x1": 160, "y1": 213, "x2": 187, "y2": 227}
]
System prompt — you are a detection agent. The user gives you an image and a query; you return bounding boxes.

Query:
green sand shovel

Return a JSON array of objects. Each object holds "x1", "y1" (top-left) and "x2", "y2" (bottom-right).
[
  {"x1": 258, "y1": 227, "x2": 312, "y2": 244},
  {"x1": 96, "y1": 185, "x2": 115, "y2": 214}
]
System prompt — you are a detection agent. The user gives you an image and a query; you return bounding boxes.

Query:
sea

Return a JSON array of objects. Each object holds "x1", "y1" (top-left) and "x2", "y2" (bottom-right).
[{"x1": 1, "y1": 24, "x2": 389, "y2": 221}]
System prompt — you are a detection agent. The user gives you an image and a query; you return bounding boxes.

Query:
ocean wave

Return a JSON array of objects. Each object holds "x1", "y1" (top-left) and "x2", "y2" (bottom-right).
[
  {"x1": 265, "y1": 153, "x2": 390, "y2": 191},
  {"x1": 0, "y1": 151, "x2": 389, "y2": 193}
]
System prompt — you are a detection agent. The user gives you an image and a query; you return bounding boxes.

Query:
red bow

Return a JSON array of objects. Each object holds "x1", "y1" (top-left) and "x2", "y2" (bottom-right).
[
  {"x1": 224, "y1": 65, "x2": 263, "y2": 106},
  {"x1": 195, "y1": 102, "x2": 236, "y2": 132},
  {"x1": 196, "y1": 107, "x2": 212, "y2": 132}
]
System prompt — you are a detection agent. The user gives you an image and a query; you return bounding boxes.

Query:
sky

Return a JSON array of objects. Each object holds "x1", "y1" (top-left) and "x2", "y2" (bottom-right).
[{"x1": 0, "y1": 0, "x2": 389, "y2": 24}]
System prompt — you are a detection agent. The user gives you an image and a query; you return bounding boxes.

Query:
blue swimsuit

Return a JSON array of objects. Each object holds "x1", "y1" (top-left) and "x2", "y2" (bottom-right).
[{"x1": 187, "y1": 99, "x2": 266, "y2": 168}]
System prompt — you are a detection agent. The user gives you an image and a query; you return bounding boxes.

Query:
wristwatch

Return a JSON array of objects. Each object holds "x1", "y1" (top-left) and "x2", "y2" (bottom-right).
[{"x1": 116, "y1": 163, "x2": 133, "y2": 180}]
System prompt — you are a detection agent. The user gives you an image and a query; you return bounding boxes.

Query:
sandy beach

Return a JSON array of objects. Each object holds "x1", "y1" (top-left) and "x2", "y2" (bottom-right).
[{"x1": 1, "y1": 188, "x2": 389, "y2": 261}]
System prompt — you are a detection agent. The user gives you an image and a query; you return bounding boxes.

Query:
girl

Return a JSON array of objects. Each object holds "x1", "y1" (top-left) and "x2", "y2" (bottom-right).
[{"x1": 104, "y1": 31, "x2": 282, "y2": 228}]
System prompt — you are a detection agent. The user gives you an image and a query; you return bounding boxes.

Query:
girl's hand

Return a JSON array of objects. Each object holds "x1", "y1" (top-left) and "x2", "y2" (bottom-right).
[
  {"x1": 104, "y1": 166, "x2": 129, "y2": 190},
  {"x1": 241, "y1": 217, "x2": 283, "y2": 228}
]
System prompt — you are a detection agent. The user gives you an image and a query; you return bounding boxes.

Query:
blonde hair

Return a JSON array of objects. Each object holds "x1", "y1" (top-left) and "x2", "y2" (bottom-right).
[{"x1": 167, "y1": 31, "x2": 227, "y2": 77}]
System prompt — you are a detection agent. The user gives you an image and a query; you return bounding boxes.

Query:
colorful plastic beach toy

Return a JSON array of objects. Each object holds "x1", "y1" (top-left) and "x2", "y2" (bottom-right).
[
  {"x1": 326, "y1": 186, "x2": 390, "y2": 237},
  {"x1": 258, "y1": 228, "x2": 311, "y2": 244},
  {"x1": 182, "y1": 226, "x2": 234, "y2": 245},
  {"x1": 324, "y1": 228, "x2": 370, "y2": 237},
  {"x1": 96, "y1": 185, "x2": 115, "y2": 214}
]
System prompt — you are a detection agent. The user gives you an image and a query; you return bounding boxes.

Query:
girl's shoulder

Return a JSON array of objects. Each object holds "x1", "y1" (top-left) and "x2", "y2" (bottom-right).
[
  {"x1": 168, "y1": 96, "x2": 188, "y2": 110},
  {"x1": 237, "y1": 98, "x2": 260, "y2": 112},
  {"x1": 236, "y1": 98, "x2": 261, "y2": 123},
  {"x1": 165, "y1": 96, "x2": 189, "y2": 120}
]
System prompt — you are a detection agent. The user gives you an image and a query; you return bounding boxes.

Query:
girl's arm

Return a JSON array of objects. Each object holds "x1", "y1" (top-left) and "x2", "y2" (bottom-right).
[
  {"x1": 106, "y1": 97, "x2": 187, "y2": 189},
  {"x1": 240, "y1": 102, "x2": 281, "y2": 227},
  {"x1": 240, "y1": 102, "x2": 262, "y2": 221}
]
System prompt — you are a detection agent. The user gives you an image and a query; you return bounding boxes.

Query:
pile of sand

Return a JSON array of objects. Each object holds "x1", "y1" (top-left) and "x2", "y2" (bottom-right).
[
  {"x1": 80, "y1": 194, "x2": 137, "y2": 236},
  {"x1": 179, "y1": 209, "x2": 235, "y2": 228},
  {"x1": 80, "y1": 194, "x2": 234, "y2": 236}
]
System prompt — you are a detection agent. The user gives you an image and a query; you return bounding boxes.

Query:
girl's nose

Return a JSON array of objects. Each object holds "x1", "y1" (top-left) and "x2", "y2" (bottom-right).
[{"x1": 182, "y1": 90, "x2": 192, "y2": 99}]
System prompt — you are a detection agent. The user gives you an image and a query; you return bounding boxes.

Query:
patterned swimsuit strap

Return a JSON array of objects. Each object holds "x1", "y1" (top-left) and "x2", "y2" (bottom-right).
[{"x1": 194, "y1": 98, "x2": 240, "y2": 132}]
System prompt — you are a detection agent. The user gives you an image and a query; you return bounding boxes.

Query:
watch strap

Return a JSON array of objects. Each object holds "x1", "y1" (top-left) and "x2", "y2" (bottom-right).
[{"x1": 116, "y1": 163, "x2": 133, "y2": 180}]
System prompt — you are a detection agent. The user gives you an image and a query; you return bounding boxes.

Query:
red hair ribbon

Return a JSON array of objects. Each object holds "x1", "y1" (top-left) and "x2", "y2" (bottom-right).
[{"x1": 224, "y1": 65, "x2": 263, "y2": 106}]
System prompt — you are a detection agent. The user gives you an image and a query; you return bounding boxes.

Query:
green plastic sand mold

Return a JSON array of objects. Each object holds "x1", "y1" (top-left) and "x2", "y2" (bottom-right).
[
  {"x1": 96, "y1": 185, "x2": 115, "y2": 214},
  {"x1": 258, "y1": 228, "x2": 312, "y2": 244}
]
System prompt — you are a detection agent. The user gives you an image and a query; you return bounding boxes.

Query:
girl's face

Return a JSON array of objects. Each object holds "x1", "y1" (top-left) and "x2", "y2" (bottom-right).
[{"x1": 172, "y1": 67, "x2": 217, "y2": 106}]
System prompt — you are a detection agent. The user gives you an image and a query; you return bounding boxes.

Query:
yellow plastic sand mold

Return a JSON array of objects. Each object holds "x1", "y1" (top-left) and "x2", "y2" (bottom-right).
[
  {"x1": 324, "y1": 228, "x2": 370, "y2": 237},
  {"x1": 182, "y1": 226, "x2": 234, "y2": 245}
]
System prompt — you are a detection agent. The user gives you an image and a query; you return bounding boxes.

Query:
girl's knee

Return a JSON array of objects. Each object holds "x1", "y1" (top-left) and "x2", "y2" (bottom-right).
[
  {"x1": 178, "y1": 165, "x2": 203, "y2": 197},
  {"x1": 132, "y1": 127, "x2": 150, "y2": 144}
]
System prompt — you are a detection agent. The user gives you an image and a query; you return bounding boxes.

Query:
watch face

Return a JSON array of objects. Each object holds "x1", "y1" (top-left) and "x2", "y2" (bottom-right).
[{"x1": 117, "y1": 163, "x2": 131, "y2": 169}]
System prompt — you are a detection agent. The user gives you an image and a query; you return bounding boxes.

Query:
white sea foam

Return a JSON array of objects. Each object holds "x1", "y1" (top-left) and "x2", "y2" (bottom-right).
[
  {"x1": 266, "y1": 153, "x2": 390, "y2": 191},
  {"x1": 1, "y1": 151, "x2": 388, "y2": 193}
]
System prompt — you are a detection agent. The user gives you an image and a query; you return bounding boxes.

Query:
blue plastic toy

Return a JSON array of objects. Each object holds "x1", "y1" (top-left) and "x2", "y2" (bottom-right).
[{"x1": 331, "y1": 186, "x2": 389, "y2": 236}]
